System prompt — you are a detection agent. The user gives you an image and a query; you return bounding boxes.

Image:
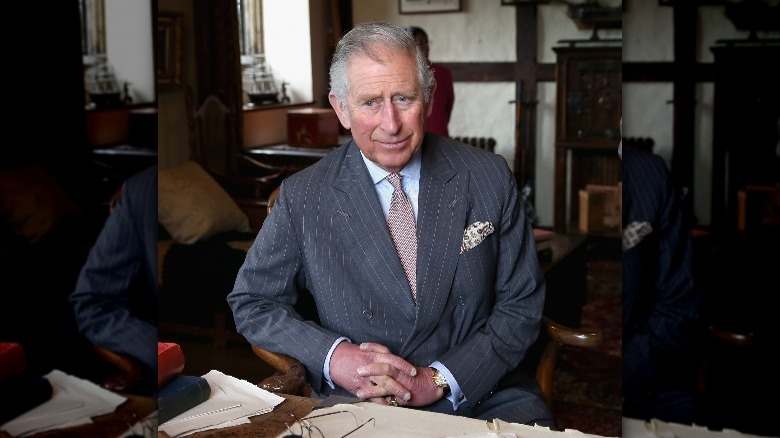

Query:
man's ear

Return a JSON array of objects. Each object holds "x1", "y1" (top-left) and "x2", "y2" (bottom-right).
[{"x1": 328, "y1": 92, "x2": 351, "y2": 130}]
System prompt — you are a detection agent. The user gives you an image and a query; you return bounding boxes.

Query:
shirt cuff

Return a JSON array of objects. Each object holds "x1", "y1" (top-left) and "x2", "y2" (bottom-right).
[
  {"x1": 323, "y1": 337, "x2": 351, "y2": 389},
  {"x1": 430, "y1": 361, "x2": 466, "y2": 410}
]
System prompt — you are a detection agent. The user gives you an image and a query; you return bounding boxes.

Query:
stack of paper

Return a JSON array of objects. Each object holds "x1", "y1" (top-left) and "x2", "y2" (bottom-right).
[
  {"x1": 159, "y1": 369, "x2": 285, "y2": 437},
  {"x1": 0, "y1": 369, "x2": 127, "y2": 437}
]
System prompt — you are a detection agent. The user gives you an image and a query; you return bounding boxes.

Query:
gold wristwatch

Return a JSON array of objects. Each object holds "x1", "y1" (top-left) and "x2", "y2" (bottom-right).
[{"x1": 430, "y1": 368, "x2": 450, "y2": 395}]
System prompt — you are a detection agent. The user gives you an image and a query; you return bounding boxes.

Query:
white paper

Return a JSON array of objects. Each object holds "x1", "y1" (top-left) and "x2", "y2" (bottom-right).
[
  {"x1": 275, "y1": 403, "x2": 609, "y2": 438},
  {"x1": 158, "y1": 369, "x2": 285, "y2": 437},
  {"x1": 0, "y1": 369, "x2": 127, "y2": 437},
  {"x1": 118, "y1": 410, "x2": 158, "y2": 438},
  {"x1": 622, "y1": 417, "x2": 773, "y2": 438}
]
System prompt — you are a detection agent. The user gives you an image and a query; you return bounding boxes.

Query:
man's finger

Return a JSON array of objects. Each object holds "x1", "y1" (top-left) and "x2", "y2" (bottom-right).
[
  {"x1": 357, "y1": 343, "x2": 417, "y2": 377},
  {"x1": 359, "y1": 342, "x2": 391, "y2": 353},
  {"x1": 356, "y1": 375, "x2": 411, "y2": 402},
  {"x1": 371, "y1": 354, "x2": 417, "y2": 377}
]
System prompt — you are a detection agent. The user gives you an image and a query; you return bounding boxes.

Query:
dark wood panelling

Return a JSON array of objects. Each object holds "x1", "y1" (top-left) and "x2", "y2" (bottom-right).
[
  {"x1": 439, "y1": 62, "x2": 518, "y2": 82},
  {"x1": 623, "y1": 62, "x2": 713, "y2": 82},
  {"x1": 437, "y1": 62, "x2": 555, "y2": 83}
]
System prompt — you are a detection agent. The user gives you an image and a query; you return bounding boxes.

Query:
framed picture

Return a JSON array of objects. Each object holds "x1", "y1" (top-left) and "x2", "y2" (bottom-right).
[
  {"x1": 157, "y1": 12, "x2": 183, "y2": 88},
  {"x1": 399, "y1": 0, "x2": 462, "y2": 14}
]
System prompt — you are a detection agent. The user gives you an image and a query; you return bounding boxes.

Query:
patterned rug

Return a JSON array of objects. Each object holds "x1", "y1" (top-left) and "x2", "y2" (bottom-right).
[{"x1": 553, "y1": 258, "x2": 622, "y2": 437}]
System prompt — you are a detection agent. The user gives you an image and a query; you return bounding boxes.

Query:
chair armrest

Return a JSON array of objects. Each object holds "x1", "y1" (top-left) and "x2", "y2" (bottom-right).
[
  {"x1": 542, "y1": 315, "x2": 604, "y2": 349},
  {"x1": 251, "y1": 345, "x2": 310, "y2": 396},
  {"x1": 536, "y1": 316, "x2": 604, "y2": 409},
  {"x1": 708, "y1": 325, "x2": 755, "y2": 347},
  {"x1": 94, "y1": 346, "x2": 152, "y2": 393},
  {"x1": 158, "y1": 239, "x2": 175, "y2": 288}
]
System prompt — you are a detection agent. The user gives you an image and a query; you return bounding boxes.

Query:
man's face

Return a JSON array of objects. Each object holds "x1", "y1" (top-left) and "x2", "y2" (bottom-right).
[{"x1": 329, "y1": 47, "x2": 428, "y2": 173}]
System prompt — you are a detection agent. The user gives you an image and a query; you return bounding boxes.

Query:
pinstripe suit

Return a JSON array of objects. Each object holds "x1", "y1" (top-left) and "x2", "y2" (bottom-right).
[
  {"x1": 228, "y1": 135, "x2": 552, "y2": 424},
  {"x1": 622, "y1": 145, "x2": 702, "y2": 421},
  {"x1": 70, "y1": 165, "x2": 158, "y2": 371}
]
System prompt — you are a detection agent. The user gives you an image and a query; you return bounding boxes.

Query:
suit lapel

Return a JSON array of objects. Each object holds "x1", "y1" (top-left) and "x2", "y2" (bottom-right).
[
  {"x1": 331, "y1": 142, "x2": 417, "y2": 321},
  {"x1": 401, "y1": 140, "x2": 467, "y2": 355}
]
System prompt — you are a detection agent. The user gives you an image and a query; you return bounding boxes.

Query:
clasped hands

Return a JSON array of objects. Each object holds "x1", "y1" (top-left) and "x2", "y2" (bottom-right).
[{"x1": 329, "y1": 341, "x2": 445, "y2": 407}]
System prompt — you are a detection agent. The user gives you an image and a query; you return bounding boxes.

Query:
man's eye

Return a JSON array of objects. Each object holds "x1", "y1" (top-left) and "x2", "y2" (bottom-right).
[{"x1": 364, "y1": 100, "x2": 376, "y2": 107}]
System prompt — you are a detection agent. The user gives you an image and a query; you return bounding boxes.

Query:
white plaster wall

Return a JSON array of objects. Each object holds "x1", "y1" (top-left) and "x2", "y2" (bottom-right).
[
  {"x1": 694, "y1": 83, "x2": 715, "y2": 225},
  {"x1": 622, "y1": 0, "x2": 673, "y2": 62},
  {"x1": 353, "y1": 0, "x2": 516, "y2": 62},
  {"x1": 449, "y1": 82, "x2": 516, "y2": 169},
  {"x1": 622, "y1": 83, "x2": 673, "y2": 166},
  {"x1": 536, "y1": 82, "x2": 557, "y2": 227}
]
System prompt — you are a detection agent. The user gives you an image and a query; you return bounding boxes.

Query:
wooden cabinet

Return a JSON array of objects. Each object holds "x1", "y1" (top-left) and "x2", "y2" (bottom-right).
[
  {"x1": 710, "y1": 44, "x2": 780, "y2": 234},
  {"x1": 552, "y1": 46, "x2": 622, "y2": 233}
]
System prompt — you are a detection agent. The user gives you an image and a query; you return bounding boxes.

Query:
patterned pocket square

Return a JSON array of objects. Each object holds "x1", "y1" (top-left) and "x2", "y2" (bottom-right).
[
  {"x1": 461, "y1": 221, "x2": 495, "y2": 253},
  {"x1": 622, "y1": 221, "x2": 652, "y2": 251}
]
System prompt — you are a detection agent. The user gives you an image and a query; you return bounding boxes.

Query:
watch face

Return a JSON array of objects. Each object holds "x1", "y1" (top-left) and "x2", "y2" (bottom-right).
[{"x1": 432, "y1": 370, "x2": 448, "y2": 387}]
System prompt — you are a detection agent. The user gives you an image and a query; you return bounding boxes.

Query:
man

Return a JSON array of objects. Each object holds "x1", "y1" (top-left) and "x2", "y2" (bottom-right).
[
  {"x1": 407, "y1": 26, "x2": 455, "y2": 137},
  {"x1": 70, "y1": 165, "x2": 158, "y2": 380},
  {"x1": 228, "y1": 22, "x2": 551, "y2": 426},
  {"x1": 621, "y1": 137, "x2": 703, "y2": 423}
]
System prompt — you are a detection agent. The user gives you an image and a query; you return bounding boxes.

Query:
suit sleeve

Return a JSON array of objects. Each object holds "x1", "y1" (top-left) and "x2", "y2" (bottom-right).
[
  {"x1": 227, "y1": 184, "x2": 341, "y2": 393},
  {"x1": 69, "y1": 176, "x2": 157, "y2": 370}
]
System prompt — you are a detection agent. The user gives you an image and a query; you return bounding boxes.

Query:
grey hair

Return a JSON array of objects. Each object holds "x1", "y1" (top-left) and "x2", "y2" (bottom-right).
[{"x1": 329, "y1": 21, "x2": 435, "y2": 112}]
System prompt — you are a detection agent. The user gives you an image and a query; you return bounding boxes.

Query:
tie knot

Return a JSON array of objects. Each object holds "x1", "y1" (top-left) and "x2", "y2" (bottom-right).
[{"x1": 387, "y1": 172, "x2": 403, "y2": 191}]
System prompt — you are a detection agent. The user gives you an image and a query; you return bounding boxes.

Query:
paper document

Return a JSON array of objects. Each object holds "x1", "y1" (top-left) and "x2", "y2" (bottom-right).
[
  {"x1": 0, "y1": 369, "x2": 127, "y2": 437},
  {"x1": 275, "y1": 402, "x2": 611, "y2": 438},
  {"x1": 158, "y1": 369, "x2": 285, "y2": 437}
]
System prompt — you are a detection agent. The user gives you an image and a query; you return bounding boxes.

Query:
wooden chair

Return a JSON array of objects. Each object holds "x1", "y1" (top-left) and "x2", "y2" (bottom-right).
[
  {"x1": 252, "y1": 185, "x2": 604, "y2": 427},
  {"x1": 93, "y1": 345, "x2": 153, "y2": 394},
  {"x1": 186, "y1": 86, "x2": 285, "y2": 200}
]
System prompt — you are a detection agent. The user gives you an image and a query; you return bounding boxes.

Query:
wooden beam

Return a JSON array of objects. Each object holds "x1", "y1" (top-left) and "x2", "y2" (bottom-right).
[{"x1": 623, "y1": 62, "x2": 713, "y2": 82}]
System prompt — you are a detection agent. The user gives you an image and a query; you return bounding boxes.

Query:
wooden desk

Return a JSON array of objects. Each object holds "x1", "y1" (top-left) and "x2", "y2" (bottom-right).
[
  {"x1": 537, "y1": 233, "x2": 588, "y2": 327},
  {"x1": 1, "y1": 392, "x2": 155, "y2": 438},
  {"x1": 159, "y1": 394, "x2": 319, "y2": 438},
  {"x1": 242, "y1": 136, "x2": 351, "y2": 177}
]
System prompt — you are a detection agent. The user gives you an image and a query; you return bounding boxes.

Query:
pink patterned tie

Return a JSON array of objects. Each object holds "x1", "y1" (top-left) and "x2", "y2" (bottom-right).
[{"x1": 386, "y1": 172, "x2": 417, "y2": 302}]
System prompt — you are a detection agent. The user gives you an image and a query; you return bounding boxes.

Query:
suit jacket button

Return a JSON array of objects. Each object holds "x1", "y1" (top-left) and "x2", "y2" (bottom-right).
[
  {"x1": 458, "y1": 296, "x2": 466, "y2": 306},
  {"x1": 362, "y1": 309, "x2": 373, "y2": 319}
]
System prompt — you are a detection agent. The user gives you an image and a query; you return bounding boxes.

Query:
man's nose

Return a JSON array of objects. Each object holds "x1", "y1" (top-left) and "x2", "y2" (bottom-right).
[{"x1": 380, "y1": 103, "x2": 401, "y2": 133}]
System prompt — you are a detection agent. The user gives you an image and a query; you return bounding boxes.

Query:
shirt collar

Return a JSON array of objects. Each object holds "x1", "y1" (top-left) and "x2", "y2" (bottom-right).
[{"x1": 361, "y1": 149, "x2": 422, "y2": 186}]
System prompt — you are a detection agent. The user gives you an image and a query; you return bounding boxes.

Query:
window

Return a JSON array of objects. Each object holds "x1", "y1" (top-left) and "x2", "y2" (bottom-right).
[
  {"x1": 237, "y1": 0, "x2": 313, "y2": 107},
  {"x1": 79, "y1": 0, "x2": 155, "y2": 107}
]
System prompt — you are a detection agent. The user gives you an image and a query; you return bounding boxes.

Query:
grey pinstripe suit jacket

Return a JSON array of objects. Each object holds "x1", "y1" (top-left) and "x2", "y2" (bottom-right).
[
  {"x1": 228, "y1": 134, "x2": 546, "y2": 413},
  {"x1": 70, "y1": 164, "x2": 158, "y2": 370}
]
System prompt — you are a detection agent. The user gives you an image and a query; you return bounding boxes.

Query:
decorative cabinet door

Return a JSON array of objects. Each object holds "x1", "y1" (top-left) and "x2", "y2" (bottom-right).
[{"x1": 553, "y1": 46, "x2": 622, "y2": 233}]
